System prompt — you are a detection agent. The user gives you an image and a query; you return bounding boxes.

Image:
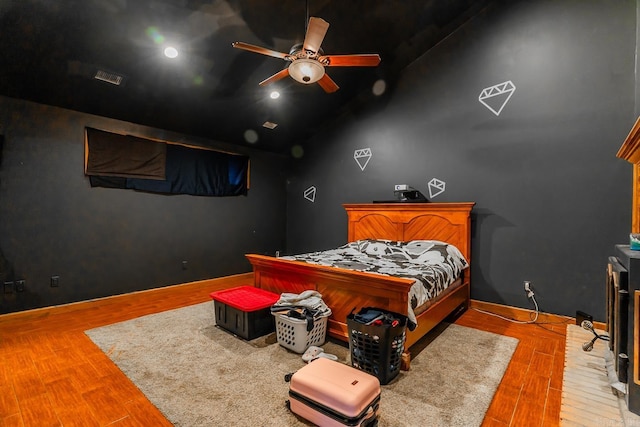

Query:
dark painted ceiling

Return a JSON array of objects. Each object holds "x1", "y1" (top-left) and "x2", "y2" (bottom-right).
[{"x1": 0, "y1": 0, "x2": 491, "y2": 154}]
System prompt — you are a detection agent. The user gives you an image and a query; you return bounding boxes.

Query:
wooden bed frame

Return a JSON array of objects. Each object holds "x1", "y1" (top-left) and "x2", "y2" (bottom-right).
[{"x1": 246, "y1": 202, "x2": 475, "y2": 351}]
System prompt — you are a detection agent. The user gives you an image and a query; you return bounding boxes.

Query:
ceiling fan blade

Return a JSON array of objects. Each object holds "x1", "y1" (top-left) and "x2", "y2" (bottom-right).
[
  {"x1": 259, "y1": 68, "x2": 290, "y2": 86},
  {"x1": 232, "y1": 42, "x2": 289, "y2": 60},
  {"x1": 317, "y1": 73, "x2": 339, "y2": 93},
  {"x1": 319, "y1": 54, "x2": 381, "y2": 67},
  {"x1": 303, "y1": 17, "x2": 329, "y2": 53}
]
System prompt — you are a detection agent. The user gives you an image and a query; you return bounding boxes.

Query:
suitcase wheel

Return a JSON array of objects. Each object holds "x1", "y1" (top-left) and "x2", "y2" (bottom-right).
[
  {"x1": 284, "y1": 373, "x2": 293, "y2": 382},
  {"x1": 285, "y1": 400, "x2": 290, "y2": 410},
  {"x1": 365, "y1": 417, "x2": 378, "y2": 427}
]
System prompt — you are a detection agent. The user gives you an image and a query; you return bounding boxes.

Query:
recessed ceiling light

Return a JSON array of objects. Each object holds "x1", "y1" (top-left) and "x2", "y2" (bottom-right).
[
  {"x1": 270, "y1": 91, "x2": 280, "y2": 99},
  {"x1": 164, "y1": 46, "x2": 178, "y2": 58}
]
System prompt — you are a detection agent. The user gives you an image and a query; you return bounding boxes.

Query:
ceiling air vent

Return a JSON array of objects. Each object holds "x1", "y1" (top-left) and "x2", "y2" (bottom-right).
[
  {"x1": 262, "y1": 121, "x2": 278, "y2": 129},
  {"x1": 94, "y1": 70, "x2": 124, "y2": 86}
]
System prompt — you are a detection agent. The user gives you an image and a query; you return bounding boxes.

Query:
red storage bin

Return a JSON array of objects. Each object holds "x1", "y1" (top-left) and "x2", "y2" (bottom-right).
[{"x1": 209, "y1": 286, "x2": 280, "y2": 340}]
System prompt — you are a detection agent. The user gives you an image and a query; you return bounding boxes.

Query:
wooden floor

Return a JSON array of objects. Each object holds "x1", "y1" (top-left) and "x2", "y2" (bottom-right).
[
  {"x1": 459, "y1": 302, "x2": 570, "y2": 427},
  {"x1": 0, "y1": 274, "x2": 571, "y2": 426}
]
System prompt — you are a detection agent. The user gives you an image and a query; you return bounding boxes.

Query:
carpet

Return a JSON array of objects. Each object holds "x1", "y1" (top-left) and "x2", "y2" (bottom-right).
[{"x1": 86, "y1": 302, "x2": 518, "y2": 426}]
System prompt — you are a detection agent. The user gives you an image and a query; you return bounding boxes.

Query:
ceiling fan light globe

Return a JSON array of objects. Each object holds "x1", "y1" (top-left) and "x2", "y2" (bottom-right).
[{"x1": 288, "y1": 59, "x2": 325, "y2": 84}]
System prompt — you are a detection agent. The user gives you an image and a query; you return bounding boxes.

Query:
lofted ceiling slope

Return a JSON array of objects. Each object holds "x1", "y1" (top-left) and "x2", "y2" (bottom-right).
[{"x1": 0, "y1": 0, "x2": 492, "y2": 154}]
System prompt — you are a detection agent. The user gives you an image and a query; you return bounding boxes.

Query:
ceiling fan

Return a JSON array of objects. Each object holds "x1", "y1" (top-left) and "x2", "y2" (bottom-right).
[{"x1": 232, "y1": 16, "x2": 381, "y2": 93}]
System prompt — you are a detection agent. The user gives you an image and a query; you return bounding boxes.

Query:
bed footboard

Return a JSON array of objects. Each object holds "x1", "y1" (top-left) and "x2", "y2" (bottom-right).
[
  {"x1": 246, "y1": 254, "x2": 470, "y2": 348},
  {"x1": 245, "y1": 254, "x2": 415, "y2": 341}
]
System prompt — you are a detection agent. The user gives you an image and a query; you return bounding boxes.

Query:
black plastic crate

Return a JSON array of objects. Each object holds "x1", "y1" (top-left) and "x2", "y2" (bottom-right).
[
  {"x1": 210, "y1": 286, "x2": 280, "y2": 340},
  {"x1": 347, "y1": 308, "x2": 407, "y2": 385}
]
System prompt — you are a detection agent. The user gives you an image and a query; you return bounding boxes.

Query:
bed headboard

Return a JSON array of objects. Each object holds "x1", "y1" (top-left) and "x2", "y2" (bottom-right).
[{"x1": 343, "y1": 202, "x2": 475, "y2": 261}]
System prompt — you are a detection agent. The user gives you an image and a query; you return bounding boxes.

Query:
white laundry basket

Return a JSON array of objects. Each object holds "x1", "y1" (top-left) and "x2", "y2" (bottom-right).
[{"x1": 273, "y1": 312, "x2": 330, "y2": 353}]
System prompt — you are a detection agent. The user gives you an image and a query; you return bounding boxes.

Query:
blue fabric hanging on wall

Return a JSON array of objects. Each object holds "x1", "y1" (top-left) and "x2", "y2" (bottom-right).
[
  {"x1": 123, "y1": 144, "x2": 248, "y2": 196},
  {"x1": 87, "y1": 130, "x2": 249, "y2": 197}
]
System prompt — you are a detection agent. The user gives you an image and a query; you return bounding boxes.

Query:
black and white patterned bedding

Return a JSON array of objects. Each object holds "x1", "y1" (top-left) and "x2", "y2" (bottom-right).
[{"x1": 281, "y1": 239, "x2": 469, "y2": 327}]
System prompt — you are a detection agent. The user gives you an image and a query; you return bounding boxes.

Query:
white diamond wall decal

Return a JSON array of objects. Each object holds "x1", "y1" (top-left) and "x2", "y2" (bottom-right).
[
  {"x1": 428, "y1": 178, "x2": 446, "y2": 199},
  {"x1": 354, "y1": 148, "x2": 372, "y2": 171},
  {"x1": 303, "y1": 186, "x2": 316, "y2": 202},
  {"x1": 478, "y1": 80, "x2": 516, "y2": 116}
]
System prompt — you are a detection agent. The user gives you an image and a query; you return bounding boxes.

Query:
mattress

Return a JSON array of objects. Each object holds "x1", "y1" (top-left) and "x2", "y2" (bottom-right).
[{"x1": 282, "y1": 239, "x2": 469, "y2": 327}]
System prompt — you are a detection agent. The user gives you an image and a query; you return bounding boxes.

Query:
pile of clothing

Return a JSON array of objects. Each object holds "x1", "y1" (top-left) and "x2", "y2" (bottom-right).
[{"x1": 270, "y1": 290, "x2": 332, "y2": 332}]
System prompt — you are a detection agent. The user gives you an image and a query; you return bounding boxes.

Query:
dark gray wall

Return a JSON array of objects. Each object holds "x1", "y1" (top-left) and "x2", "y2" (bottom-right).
[
  {"x1": 0, "y1": 96, "x2": 287, "y2": 314},
  {"x1": 286, "y1": 0, "x2": 636, "y2": 321}
]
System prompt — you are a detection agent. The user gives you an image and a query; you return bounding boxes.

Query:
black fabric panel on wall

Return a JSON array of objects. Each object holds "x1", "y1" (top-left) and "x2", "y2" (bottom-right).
[
  {"x1": 88, "y1": 175, "x2": 127, "y2": 188},
  {"x1": 88, "y1": 140, "x2": 249, "y2": 196},
  {"x1": 86, "y1": 128, "x2": 167, "y2": 180},
  {"x1": 124, "y1": 144, "x2": 249, "y2": 196}
]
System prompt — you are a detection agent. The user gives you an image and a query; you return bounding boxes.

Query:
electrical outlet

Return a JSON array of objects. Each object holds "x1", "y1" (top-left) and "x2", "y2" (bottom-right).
[
  {"x1": 523, "y1": 281, "x2": 534, "y2": 298},
  {"x1": 3, "y1": 281, "x2": 14, "y2": 294},
  {"x1": 50, "y1": 275, "x2": 59, "y2": 287},
  {"x1": 576, "y1": 310, "x2": 593, "y2": 326},
  {"x1": 15, "y1": 280, "x2": 25, "y2": 292},
  {"x1": 182, "y1": 260, "x2": 188, "y2": 270}
]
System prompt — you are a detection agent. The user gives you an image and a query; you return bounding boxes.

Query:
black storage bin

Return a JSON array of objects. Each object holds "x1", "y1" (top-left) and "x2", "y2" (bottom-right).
[
  {"x1": 209, "y1": 286, "x2": 280, "y2": 340},
  {"x1": 347, "y1": 307, "x2": 407, "y2": 385}
]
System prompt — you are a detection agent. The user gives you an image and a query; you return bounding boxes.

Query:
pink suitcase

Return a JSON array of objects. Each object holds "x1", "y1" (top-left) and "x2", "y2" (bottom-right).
[{"x1": 287, "y1": 357, "x2": 381, "y2": 426}]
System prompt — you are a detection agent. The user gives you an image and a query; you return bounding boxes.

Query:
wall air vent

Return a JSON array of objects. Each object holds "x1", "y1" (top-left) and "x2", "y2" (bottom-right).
[
  {"x1": 94, "y1": 70, "x2": 124, "y2": 86},
  {"x1": 262, "y1": 121, "x2": 278, "y2": 129}
]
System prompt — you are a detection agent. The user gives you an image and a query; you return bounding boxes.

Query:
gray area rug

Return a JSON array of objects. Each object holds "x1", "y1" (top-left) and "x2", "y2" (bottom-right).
[{"x1": 86, "y1": 302, "x2": 518, "y2": 426}]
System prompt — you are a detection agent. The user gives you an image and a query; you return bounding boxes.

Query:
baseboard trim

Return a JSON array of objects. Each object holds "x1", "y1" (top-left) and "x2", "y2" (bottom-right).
[
  {"x1": 470, "y1": 299, "x2": 607, "y2": 330},
  {"x1": 0, "y1": 272, "x2": 253, "y2": 321},
  {"x1": 2, "y1": 282, "x2": 606, "y2": 332}
]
